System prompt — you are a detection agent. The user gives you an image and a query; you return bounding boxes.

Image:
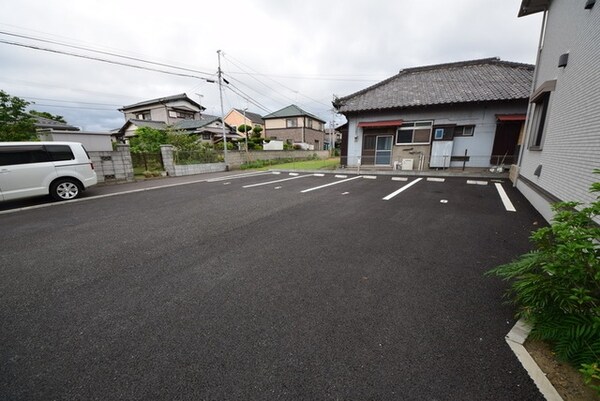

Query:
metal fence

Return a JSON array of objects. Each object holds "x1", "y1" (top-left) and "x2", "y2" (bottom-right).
[
  {"x1": 173, "y1": 149, "x2": 223, "y2": 165},
  {"x1": 131, "y1": 152, "x2": 164, "y2": 172},
  {"x1": 339, "y1": 154, "x2": 516, "y2": 171}
]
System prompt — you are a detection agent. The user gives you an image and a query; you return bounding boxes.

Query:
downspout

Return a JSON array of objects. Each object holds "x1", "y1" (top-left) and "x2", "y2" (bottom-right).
[
  {"x1": 515, "y1": 9, "x2": 548, "y2": 186},
  {"x1": 302, "y1": 116, "x2": 306, "y2": 143}
]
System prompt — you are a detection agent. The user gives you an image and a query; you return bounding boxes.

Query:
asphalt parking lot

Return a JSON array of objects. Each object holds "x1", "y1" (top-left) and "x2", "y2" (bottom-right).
[{"x1": 0, "y1": 172, "x2": 545, "y2": 400}]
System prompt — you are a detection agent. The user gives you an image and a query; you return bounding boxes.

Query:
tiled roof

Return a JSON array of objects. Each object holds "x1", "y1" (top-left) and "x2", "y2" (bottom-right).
[
  {"x1": 119, "y1": 93, "x2": 204, "y2": 111},
  {"x1": 234, "y1": 109, "x2": 264, "y2": 125},
  {"x1": 126, "y1": 119, "x2": 168, "y2": 129},
  {"x1": 33, "y1": 116, "x2": 80, "y2": 131},
  {"x1": 263, "y1": 104, "x2": 325, "y2": 123},
  {"x1": 335, "y1": 58, "x2": 534, "y2": 113}
]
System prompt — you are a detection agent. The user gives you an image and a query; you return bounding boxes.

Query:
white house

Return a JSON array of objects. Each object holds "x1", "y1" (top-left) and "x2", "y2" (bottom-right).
[
  {"x1": 334, "y1": 58, "x2": 533, "y2": 170},
  {"x1": 515, "y1": 0, "x2": 600, "y2": 222}
]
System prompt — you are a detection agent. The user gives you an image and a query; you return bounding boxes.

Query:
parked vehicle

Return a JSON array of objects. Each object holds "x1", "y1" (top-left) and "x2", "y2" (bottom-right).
[{"x1": 0, "y1": 142, "x2": 97, "y2": 201}]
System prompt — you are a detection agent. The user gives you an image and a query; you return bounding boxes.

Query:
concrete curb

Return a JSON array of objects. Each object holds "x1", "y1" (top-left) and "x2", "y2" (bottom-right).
[{"x1": 506, "y1": 319, "x2": 564, "y2": 401}]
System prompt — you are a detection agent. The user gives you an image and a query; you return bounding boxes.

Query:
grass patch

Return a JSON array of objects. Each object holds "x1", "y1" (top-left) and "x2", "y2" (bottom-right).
[{"x1": 245, "y1": 157, "x2": 340, "y2": 171}]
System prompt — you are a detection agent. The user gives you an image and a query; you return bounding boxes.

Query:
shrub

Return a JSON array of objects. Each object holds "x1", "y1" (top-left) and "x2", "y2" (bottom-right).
[{"x1": 488, "y1": 171, "x2": 600, "y2": 392}]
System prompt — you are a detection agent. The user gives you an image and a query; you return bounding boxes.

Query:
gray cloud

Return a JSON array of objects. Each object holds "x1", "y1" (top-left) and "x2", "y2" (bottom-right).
[{"x1": 0, "y1": 0, "x2": 542, "y2": 130}]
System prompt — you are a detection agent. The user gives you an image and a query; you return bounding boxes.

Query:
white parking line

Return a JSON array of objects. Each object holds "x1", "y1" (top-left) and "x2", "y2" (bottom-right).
[
  {"x1": 301, "y1": 175, "x2": 362, "y2": 193},
  {"x1": 207, "y1": 171, "x2": 274, "y2": 182},
  {"x1": 392, "y1": 177, "x2": 408, "y2": 181},
  {"x1": 362, "y1": 175, "x2": 377, "y2": 179},
  {"x1": 243, "y1": 174, "x2": 312, "y2": 188},
  {"x1": 427, "y1": 177, "x2": 445, "y2": 182},
  {"x1": 289, "y1": 172, "x2": 299, "y2": 176},
  {"x1": 382, "y1": 178, "x2": 423, "y2": 201},
  {"x1": 335, "y1": 175, "x2": 348, "y2": 178},
  {"x1": 495, "y1": 183, "x2": 516, "y2": 212},
  {"x1": 314, "y1": 173, "x2": 325, "y2": 177},
  {"x1": 467, "y1": 180, "x2": 488, "y2": 185}
]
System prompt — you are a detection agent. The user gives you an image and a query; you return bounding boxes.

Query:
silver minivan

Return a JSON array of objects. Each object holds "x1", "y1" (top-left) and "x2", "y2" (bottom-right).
[{"x1": 0, "y1": 142, "x2": 98, "y2": 201}]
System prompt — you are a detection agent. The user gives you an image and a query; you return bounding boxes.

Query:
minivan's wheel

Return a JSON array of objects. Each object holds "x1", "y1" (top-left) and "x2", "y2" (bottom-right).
[{"x1": 50, "y1": 179, "x2": 81, "y2": 201}]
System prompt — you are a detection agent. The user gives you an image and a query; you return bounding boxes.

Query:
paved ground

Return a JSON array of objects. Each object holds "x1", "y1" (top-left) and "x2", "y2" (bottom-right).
[{"x1": 0, "y1": 172, "x2": 545, "y2": 400}]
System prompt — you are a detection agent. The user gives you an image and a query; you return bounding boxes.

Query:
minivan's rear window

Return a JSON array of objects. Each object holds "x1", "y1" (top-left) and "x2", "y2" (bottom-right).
[
  {"x1": 45, "y1": 145, "x2": 75, "y2": 161},
  {"x1": 0, "y1": 145, "x2": 50, "y2": 166}
]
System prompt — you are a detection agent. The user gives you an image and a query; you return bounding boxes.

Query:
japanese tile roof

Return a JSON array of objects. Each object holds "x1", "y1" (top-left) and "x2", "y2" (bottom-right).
[
  {"x1": 119, "y1": 93, "x2": 204, "y2": 111},
  {"x1": 233, "y1": 109, "x2": 264, "y2": 125},
  {"x1": 335, "y1": 58, "x2": 534, "y2": 114},
  {"x1": 125, "y1": 119, "x2": 167, "y2": 130},
  {"x1": 33, "y1": 116, "x2": 81, "y2": 131},
  {"x1": 263, "y1": 104, "x2": 325, "y2": 123}
]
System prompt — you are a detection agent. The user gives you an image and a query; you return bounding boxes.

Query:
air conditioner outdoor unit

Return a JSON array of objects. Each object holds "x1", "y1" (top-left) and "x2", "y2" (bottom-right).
[{"x1": 401, "y1": 159, "x2": 414, "y2": 170}]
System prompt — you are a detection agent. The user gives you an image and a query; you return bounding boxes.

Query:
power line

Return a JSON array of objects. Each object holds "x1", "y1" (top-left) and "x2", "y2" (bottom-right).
[
  {"x1": 28, "y1": 103, "x2": 117, "y2": 111},
  {"x1": 223, "y1": 53, "x2": 332, "y2": 108},
  {"x1": 23, "y1": 96, "x2": 121, "y2": 107},
  {"x1": 225, "y1": 83, "x2": 271, "y2": 114},
  {"x1": 0, "y1": 30, "x2": 214, "y2": 77},
  {"x1": 0, "y1": 39, "x2": 216, "y2": 82}
]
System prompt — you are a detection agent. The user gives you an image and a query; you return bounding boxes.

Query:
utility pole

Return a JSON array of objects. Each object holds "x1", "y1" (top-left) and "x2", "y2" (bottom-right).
[
  {"x1": 330, "y1": 96, "x2": 336, "y2": 157},
  {"x1": 217, "y1": 50, "x2": 228, "y2": 169},
  {"x1": 243, "y1": 107, "x2": 249, "y2": 159}
]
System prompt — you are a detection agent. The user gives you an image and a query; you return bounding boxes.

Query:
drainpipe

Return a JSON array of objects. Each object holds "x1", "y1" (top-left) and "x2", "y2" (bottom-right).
[
  {"x1": 515, "y1": 9, "x2": 548, "y2": 186},
  {"x1": 302, "y1": 116, "x2": 306, "y2": 144}
]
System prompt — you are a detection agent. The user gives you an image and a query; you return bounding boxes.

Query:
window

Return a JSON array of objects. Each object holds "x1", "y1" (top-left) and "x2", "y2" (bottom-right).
[
  {"x1": 286, "y1": 118, "x2": 298, "y2": 128},
  {"x1": 46, "y1": 145, "x2": 74, "y2": 161},
  {"x1": 169, "y1": 110, "x2": 194, "y2": 119},
  {"x1": 0, "y1": 145, "x2": 50, "y2": 166},
  {"x1": 529, "y1": 93, "x2": 550, "y2": 149},
  {"x1": 395, "y1": 121, "x2": 432, "y2": 145},
  {"x1": 202, "y1": 134, "x2": 211, "y2": 140},
  {"x1": 454, "y1": 125, "x2": 475, "y2": 137},
  {"x1": 307, "y1": 119, "x2": 313, "y2": 129},
  {"x1": 136, "y1": 111, "x2": 151, "y2": 120}
]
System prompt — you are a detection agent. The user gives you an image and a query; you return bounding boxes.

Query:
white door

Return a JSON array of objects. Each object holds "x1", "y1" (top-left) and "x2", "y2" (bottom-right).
[
  {"x1": 375, "y1": 135, "x2": 393, "y2": 165},
  {"x1": 430, "y1": 141, "x2": 454, "y2": 168}
]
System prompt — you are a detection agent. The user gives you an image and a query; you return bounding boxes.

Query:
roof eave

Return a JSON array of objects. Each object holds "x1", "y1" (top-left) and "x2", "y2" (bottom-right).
[{"x1": 518, "y1": 0, "x2": 549, "y2": 17}]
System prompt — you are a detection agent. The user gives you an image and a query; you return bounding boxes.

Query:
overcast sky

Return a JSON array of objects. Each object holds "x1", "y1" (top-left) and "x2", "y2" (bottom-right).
[{"x1": 0, "y1": 0, "x2": 542, "y2": 131}]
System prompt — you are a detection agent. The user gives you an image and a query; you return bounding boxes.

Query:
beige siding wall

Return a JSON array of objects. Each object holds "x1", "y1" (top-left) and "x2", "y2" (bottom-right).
[{"x1": 518, "y1": 0, "x2": 600, "y2": 216}]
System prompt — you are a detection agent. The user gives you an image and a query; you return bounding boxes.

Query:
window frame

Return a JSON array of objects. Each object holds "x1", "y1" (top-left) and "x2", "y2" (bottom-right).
[
  {"x1": 395, "y1": 121, "x2": 433, "y2": 145},
  {"x1": 286, "y1": 118, "x2": 298, "y2": 128},
  {"x1": 454, "y1": 125, "x2": 475, "y2": 137},
  {"x1": 527, "y1": 80, "x2": 556, "y2": 151}
]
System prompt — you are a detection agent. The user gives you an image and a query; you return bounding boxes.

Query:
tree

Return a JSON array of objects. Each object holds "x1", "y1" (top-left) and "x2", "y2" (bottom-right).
[
  {"x1": 251, "y1": 125, "x2": 263, "y2": 139},
  {"x1": 129, "y1": 127, "x2": 168, "y2": 172},
  {"x1": 29, "y1": 110, "x2": 67, "y2": 123},
  {"x1": 237, "y1": 124, "x2": 253, "y2": 136},
  {"x1": 0, "y1": 90, "x2": 37, "y2": 141},
  {"x1": 129, "y1": 126, "x2": 167, "y2": 154}
]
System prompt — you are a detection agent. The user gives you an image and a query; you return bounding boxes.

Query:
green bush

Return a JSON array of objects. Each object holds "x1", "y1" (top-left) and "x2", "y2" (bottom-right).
[{"x1": 488, "y1": 171, "x2": 600, "y2": 392}]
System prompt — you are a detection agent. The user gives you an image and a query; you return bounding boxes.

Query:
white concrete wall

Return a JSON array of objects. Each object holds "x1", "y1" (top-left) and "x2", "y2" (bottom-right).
[
  {"x1": 39, "y1": 131, "x2": 113, "y2": 151},
  {"x1": 518, "y1": 0, "x2": 600, "y2": 218}
]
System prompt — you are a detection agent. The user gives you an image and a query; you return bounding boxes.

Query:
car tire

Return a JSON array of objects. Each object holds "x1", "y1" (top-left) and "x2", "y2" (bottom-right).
[{"x1": 50, "y1": 178, "x2": 81, "y2": 201}]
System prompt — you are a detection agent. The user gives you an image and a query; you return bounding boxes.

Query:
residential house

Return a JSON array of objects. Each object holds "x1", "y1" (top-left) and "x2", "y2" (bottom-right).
[
  {"x1": 224, "y1": 108, "x2": 265, "y2": 137},
  {"x1": 115, "y1": 93, "x2": 239, "y2": 144},
  {"x1": 115, "y1": 115, "x2": 239, "y2": 144},
  {"x1": 334, "y1": 58, "x2": 533, "y2": 170},
  {"x1": 118, "y1": 93, "x2": 204, "y2": 124},
  {"x1": 515, "y1": 0, "x2": 600, "y2": 222},
  {"x1": 263, "y1": 105, "x2": 327, "y2": 150}
]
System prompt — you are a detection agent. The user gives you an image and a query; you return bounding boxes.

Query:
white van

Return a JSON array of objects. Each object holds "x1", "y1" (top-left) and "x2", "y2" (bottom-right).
[{"x1": 0, "y1": 142, "x2": 98, "y2": 201}]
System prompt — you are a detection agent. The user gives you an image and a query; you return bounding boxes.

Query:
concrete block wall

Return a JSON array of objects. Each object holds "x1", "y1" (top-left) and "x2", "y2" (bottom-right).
[
  {"x1": 89, "y1": 144, "x2": 134, "y2": 183},
  {"x1": 161, "y1": 145, "x2": 329, "y2": 176}
]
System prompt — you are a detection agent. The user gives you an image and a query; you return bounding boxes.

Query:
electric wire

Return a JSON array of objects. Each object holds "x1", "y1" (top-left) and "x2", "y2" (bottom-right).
[
  {"x1": 0, "y1": 39, "x2": 215, "y2": 82},
  {"x1": 0, "y1": 30, "x2": 214, "y2": 77}
]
